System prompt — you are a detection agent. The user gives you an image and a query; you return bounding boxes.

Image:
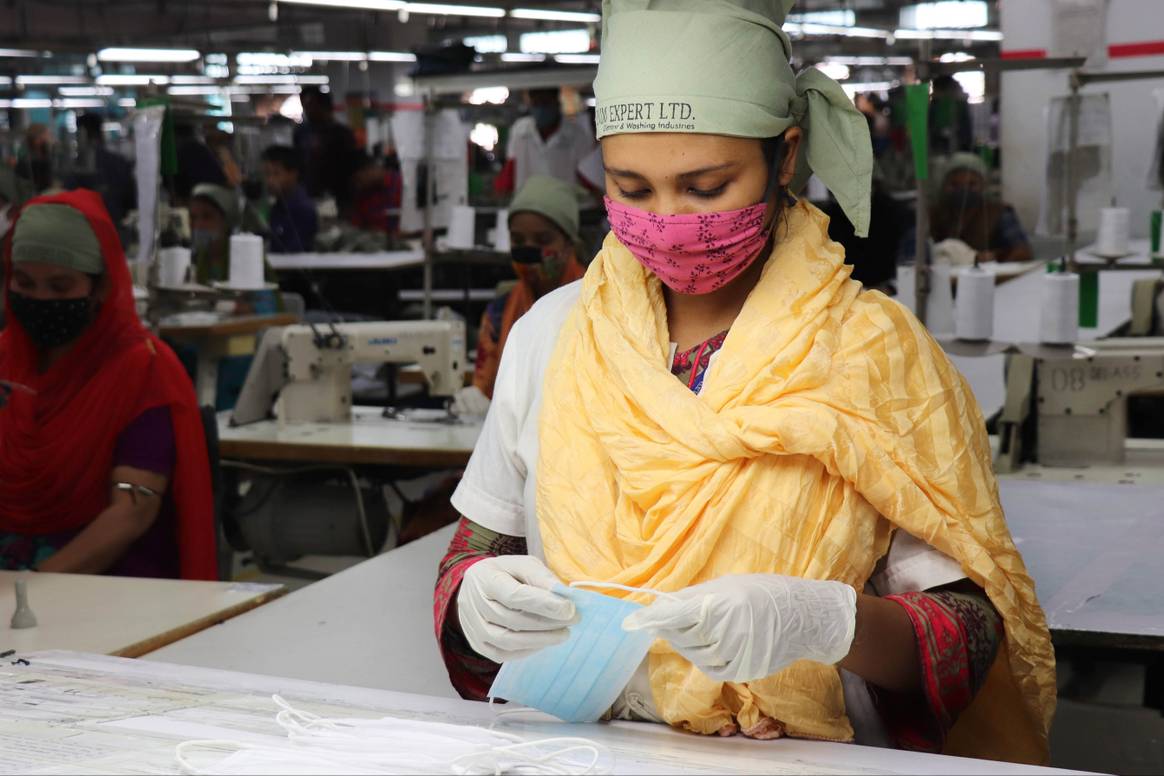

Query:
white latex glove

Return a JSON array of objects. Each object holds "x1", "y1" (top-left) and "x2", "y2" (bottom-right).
[
  {"x1": 457, "y1": 555, "x2": 578, "y2": 664},
  {"x1": 452, "y1": 385, "x2": 491, "y2": 417},
  {"x1": 622, "y1": 574, "x2": 857, "y2": 684},
  {"x1": 934, "y1": 238, "x2": 978, "y2": 267}
]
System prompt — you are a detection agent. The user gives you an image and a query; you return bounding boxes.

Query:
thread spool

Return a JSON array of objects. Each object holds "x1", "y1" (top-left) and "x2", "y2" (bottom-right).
[
  {"x1": 1039, "y1": 272, "x2": 1080, "y2": 344},
  {"x1": 228, "y1": 234, "x2": 266, "y2": 290},
  {"x1": 1095, "y1": 207, "x2": 1130, "y2": 257},
  {"x1": 158, "y1": 246, "x2": 191, "y2": 288},
  {"x1": 925, "y1": 261, "x2": 956, "y2": 337},
  {"x1": 493, "y1": 209, "x2": 511, "y2": 252},
  {"x1": 955, "y1": 266, "x2": 995, "y2": 341},
  {"x1": 446, "y1": 205, "x2": 476, "y2": 250}
]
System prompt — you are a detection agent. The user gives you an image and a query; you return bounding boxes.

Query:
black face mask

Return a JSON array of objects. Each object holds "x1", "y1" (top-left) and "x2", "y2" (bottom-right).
[
  {"x1": 511, "y1": 245, "x2": 543, "y2": 265},
  {"x1": 7, "y1": 293, "x2": 94, "y2": 349}
]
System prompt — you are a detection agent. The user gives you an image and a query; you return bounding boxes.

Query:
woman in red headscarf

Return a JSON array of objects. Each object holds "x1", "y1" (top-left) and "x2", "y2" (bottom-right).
[{"x1": 0, "y1": 189, "x2": 216, "y2": 579}]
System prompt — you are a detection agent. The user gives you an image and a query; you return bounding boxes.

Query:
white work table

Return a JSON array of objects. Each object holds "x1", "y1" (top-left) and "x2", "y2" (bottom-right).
[
  {"x1": 219, "y1": 406, "x2": 482, "y2": 468},
  {"x1": 1, "y1": 571, "x2": 283, "y2": 658},
  {"x1": 266, "y1": 246, "x2": 424, "y2": 271},
  {"x1": 20, "y1": 652, "x2": 1079, "y2": 775},
  {"x1": 148, "y1": 524, "x2": 457, "y2": 697}
]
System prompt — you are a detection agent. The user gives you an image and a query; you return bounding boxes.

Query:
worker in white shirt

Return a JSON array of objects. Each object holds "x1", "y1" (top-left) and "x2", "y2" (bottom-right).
[{"x1": 494, "y1": 88, "x2": 595, "y2": 194}]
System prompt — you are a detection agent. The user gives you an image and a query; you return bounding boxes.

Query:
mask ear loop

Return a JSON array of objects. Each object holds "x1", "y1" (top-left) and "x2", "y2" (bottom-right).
[{"x1": 567, "y1": 580, "x2": 679, "y2": 602}]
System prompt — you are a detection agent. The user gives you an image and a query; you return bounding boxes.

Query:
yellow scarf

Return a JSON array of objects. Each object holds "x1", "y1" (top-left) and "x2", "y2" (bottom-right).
[{"x1": 536, "y1": 201, "x2": 1055, "y2": 763}]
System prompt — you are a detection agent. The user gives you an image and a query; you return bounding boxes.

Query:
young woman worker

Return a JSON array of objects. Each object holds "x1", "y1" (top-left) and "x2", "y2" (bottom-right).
[
  {"x1": 434, "y1": 0, "x2": 1054, "y2": 763},
  {"x1": 0, "y1": 190, "x2": 216, "y2": 579}
]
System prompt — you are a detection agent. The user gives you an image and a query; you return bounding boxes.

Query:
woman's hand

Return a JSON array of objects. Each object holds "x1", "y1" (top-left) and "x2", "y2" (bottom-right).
[
  {"x1": 457, "y1": 555, "x2": 578, "y2": 664},
  {"x1": 623, "y1": 573, "x2": 856, "y2": 683}
]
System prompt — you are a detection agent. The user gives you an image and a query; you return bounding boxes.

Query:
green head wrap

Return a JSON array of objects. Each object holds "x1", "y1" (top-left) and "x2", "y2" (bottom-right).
[
  {"x1": 509, "y1": 175, "x2": 581, "y2": 245},
  {"x1": 191, "y1": 183, "x2": 240, "y2": 231},
  {"x1": 593, "y1": 0, "x2": 873, "y2": 236},
  {"x1": 12, "y1": 203, "x2": 104, "y2": 275},
  {"x1": 940, "y1": 152, "x2": 988, "y2": 185}
]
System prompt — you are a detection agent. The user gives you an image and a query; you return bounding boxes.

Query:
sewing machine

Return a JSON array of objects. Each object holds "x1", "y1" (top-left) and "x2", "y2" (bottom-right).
[
  {"x1": 231, "y1": 319, "x2": 467, "y2": 426},
  {"x1": 995, "y1": 338, "x2": 1164, "y2": 471}
]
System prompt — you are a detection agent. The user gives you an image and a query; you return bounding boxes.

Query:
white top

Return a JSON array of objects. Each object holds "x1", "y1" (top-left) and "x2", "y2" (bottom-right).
[
  {"x1": 506, "y1": 115, "x2": 595, "y2": 191},
  {"x1": 451, "y1": 281, "x2": 965, "y2": 746}
]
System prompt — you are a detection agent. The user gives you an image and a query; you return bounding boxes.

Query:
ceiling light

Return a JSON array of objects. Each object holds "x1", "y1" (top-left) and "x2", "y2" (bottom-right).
[
  {"x1": 0, "y1": 76, "x2": 10, "y2": 86},
  {"x1": 97, "y1": 47, "x2": 200, "y2": 63},
  {"x1": 59, "y1": 86, "x2": 115, "y2": 96},
  {"x1": 900, "y1": 1, "x2": 988, "y2": 30},
  {"x1": 118, "y1": 98, "x2": 137, "y2": 108},
  {"x1": 237, "y1": 52, "x2": 313, "y2": 67},
  {"x1": 894, "y1": 28, "x2": 1002, "y2": 41},
  {"x1": 368, "y1": 51, "x2": 417, "y2": 62},
  {"x1": 815, "y1": 62, "x2": 850, "y2": 81},
  {"x1": 277, "y1": 0, "x2": 405, "y2": 10},
  {"x1": 404, "y1": 3, "x2": 505, "y2": 18},
  {"x1": 0, "y1": 48, "x2": 47, "y2": 58},
  {"x1": 233, "y1": 74, "x2": 329, "y2": 85},
  {"x1": 0, "y1": 98, "x2": 53, "y2": 108},
  {"x1": 16, "y1": 75, "x2": 90, "y2": 86},
  {"x1": 171, "y1": 75, "x2": 217, "y2": 84},
  {"x1": 824, "y1": 55, "x2": 914, "y2": 67},
  {"x1": 168, "y1": 85, "x2": 224, "y2": 96},
  {"x1": 500, "y1": 52, "x2": 547, "y2": 63},
  {"x1": 57, "y1": 98, "x2": 107, "y2": 109},
  {"x1": 786, "y1": 22, "x2": 890, "y2": 39},
  {"x1": 293, "y1": 50, "x2": 368, "y2": 61},
  {"x1": 553, "y1": 53, "x2": 600, "y2": 64},
  {"x1": 96, "y1": 74, "x2": 171, "y2": 85},
  {"x1": 510, "y1": 8, "x2": 601, "y2": 22}
]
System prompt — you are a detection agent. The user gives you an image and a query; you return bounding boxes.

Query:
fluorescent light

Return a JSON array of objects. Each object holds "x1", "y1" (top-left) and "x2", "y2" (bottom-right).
[
  {"x1": 787, "y1": 10, "x2": 855, "y2": 27},
  {"x1": 168, "y1": 85, "x2": 224, "y2": 96},
  {"x1": 815, "y1": 62, "x2": 850, "y2": 81},
  {"x1": 277, "y1": 0, "x2": 404, "y2": 10},
  {"x1": 118, "y1": 98, "x2": 137, "y2": 108},
  {"x1": 233, "y1": 74, "x2": 329, "y2": 85},
  {"x1": 553, "y1": 53, "x2": 600, "y2": 64},
  {"x1": 228, "y1": 85, "x2": 303, "y2": 95},
  {"x1": 171, "y1": 74, "x2": 217, "y2": 84},
  {"x1": 824, "y1": 55, "x2": 914, "y2": 67},
  {"x1": 900, "y1": 1, "x2": 988, "y2": 30},
  {"x1": 0, "y1": 76, "x2": 10, "y2": 86},
  {"x1": 500, "y1": 52, "x2": 547, "y2": 63},
  {"x1": 521, "y1": 28, "x2": 591, "y2": 54},
  {"x1": 237, "y1": 52, "x2": 313, "y2": 67},
  {"x1": 0, "y1": 48, "x2": 46, "y2": 58},
  {"x1": 16, "y1": 75, "x2": 90, "y2": 85},
  {"x1": 294, "y1": 50, "x2": 368, "y2": 61},
  {"x1": 510, "y1": 8, "x2": 600, "y2": 22},
  {"x1": 59, "y1": 86, "x2": 115, "y2": 96},
  {"x1": 405, "y1": 3, "x2": 504, "y2": 17},
  {"x1": 97, "y1": 47, "x2": 200, "y2": 63},
  {"x1": 894, "y1": 28, "x2": 1003, "y2": 41},
  {"x1": 58, "y1": 98, "x2": 107, "y2": 109},
  {"x1": 468, "y1": 86, "x2": 509, "y2": 105},
  {"x1": 368, "y1": 51, "x2": 417, "y2": 62},
  {"x1": 787, "y1": 22, "x2": 890, "y2": 39},
  {"x1": 840, "y1": 81, "x2": 896, "y2": 97},
  {"x1": 0, "y1": 98, "x2": 53, "y2": 108},
  {"x1": 464, "y1": 34, "x2": 508, "y2": 54},
  {"x1": 96, "y1": 74, "x2": 171, "y2": 86}
]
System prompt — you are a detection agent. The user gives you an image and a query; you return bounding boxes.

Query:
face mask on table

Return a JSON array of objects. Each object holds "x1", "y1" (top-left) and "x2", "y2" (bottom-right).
[
  {"x1": 7, "y1": 292, "x2": 94, "y2": 349},
  {"x1": 604, "y1": 196, "x2": 772, "y2": 295}
]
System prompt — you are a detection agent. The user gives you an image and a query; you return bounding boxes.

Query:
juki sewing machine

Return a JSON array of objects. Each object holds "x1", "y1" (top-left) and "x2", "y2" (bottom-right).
[
  {"x1": 995, "y1": 338, "x2": 1164, "y2": 471},
  {"x1": 231, "y1": 319, "x2": 467, "y2": 426}
]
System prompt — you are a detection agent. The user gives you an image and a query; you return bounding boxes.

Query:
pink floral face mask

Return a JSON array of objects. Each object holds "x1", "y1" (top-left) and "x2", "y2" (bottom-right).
[{"x1": 604, "y1": 196, "x2": 771, "y2": 295}]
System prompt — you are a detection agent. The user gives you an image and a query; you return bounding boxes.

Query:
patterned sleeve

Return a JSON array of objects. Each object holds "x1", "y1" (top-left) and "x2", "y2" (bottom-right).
[
  {"x1": 876, "y1": 588, "x2": 1005, "y2": 752},
  {"x1": 471, "y1": 296, "x2": 506, "y2": 399},
  {"x1": 433, "y1": 516, "x2": 528, "y2": 700}
]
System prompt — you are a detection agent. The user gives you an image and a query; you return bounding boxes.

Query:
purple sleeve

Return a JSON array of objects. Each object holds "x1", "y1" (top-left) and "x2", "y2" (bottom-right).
[{"x1": 113, "y1": 405, "x2": 176, "y2": 477}]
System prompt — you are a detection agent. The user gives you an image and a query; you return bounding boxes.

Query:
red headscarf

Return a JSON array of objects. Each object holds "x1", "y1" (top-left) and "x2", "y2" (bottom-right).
[{"x1": 0, "y1": 190, "x2": 216, "y2": 580}]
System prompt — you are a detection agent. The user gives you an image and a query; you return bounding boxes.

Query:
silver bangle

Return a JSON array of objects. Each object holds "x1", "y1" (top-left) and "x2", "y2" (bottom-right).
[{"x1": 114, "y1": 482, "x2": 160, "y2": 502}]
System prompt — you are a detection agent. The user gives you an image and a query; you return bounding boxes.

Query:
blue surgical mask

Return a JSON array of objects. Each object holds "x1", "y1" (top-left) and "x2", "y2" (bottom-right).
[{"x1": 489, "y1": 584, "x2": 656, "y2": 723}]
